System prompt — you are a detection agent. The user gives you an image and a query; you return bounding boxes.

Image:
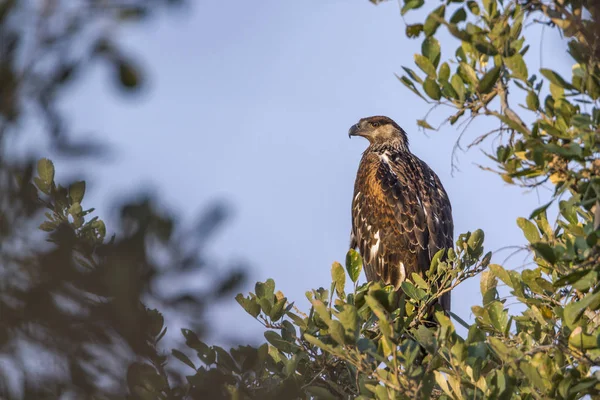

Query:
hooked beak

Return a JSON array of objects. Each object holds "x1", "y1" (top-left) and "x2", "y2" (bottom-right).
[{"x1": 348, "y1": 123, "x2": 360, "y2": 138}]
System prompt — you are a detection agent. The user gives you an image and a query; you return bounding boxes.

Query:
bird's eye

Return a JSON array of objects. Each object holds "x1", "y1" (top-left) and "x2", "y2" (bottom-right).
[{"x1": 371, "y1": 122, "x2": 380, "y2": 127}]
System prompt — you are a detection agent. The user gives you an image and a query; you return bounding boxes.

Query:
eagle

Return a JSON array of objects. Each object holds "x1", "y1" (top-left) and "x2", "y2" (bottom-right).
[{"x1": 349, "y1": 115, "x2": 454, "y2": 312}]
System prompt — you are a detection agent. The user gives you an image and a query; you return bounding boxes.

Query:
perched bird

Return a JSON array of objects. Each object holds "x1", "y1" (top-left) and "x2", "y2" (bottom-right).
[{"x1": 349, "y1": 116, "x2": 454, "y2": 312}]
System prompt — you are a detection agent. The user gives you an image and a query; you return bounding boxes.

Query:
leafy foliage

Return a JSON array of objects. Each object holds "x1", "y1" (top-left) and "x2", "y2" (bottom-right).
[
  {"x1": 168, "y1": 0, "x2": 600, "y2": 399},
  {"x1": 0, "y1": 1, "x2": 246, "y2": 398}
]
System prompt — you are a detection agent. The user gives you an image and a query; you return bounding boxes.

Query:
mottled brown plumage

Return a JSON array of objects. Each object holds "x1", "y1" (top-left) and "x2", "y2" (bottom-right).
[{"x1": 349, "y1": 116, "x2": 454, "y2": 312}]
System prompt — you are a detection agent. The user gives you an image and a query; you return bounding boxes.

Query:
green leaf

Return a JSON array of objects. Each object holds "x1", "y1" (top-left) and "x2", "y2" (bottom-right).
[
  {"x1": 36, "y1": 158, "x2": 55, "y2": 193},
  {"x1": 520, "y1": 362, "x2": 550, "y2": 391},
  {"x1": 438, "y1": 62, "x2": 450, "y2": 82},
  {"x1": 540, "y1": 68, "x2": 574, "y2": 89},
  {"x1": 406, "y1": 23, "x2": 424, "y2": 38},
  {"x1": 474, "y1": 40, "x2": 498, "y2": 56},
  {"x1": 172, "y1": 349, "x2": 196, "y2": 370},
  {"x1": 397, "y1": 75, "x2": 427, "y2": 100},
  {"x1": 483, "y1": 0, "x2": 497, "y2": 18},
  {"x1": 331, "y1": 261, "x2": 346, "y2": 297},
  {"x1": 449, "y1": 8, "x2": 467, "y2": 24},
  {"x1": 568, "y1": 326, "x2": 600, "y2": 350},
  {"x1": 336, "y1": 304, "x2": 359, "y2": 342},
  {"x1": 467, "y1": 1, "x2": 480, "y2": 15},
  {"x1": 411, "y1": 272, "x2": 429, "y2": 290},
  {"x1": 564, "y1": 291, "x2": 600, "y2": 329},
  {"x1": 441, "y1": 81, "x2": 458, "y2": 99},
  {"x1": 401, "y1": 66, "x2": 423, "y2": 84},
  {"x1": 401, "y1": 281, "x2": 427, "y2": 301},
  {"x1": 516, "y1": 217, "x2": 540, "y2": 243},
  {"x1": 498, "y1": 114, "x2": 529, "y2": 136},
  {"x1": 345, "y1": 249, "x2": 363, "y2": 283},
  {"x1": 269, "y1": 296, "x2": 287, "y2": 320},
  {"x1": 364, "y1": 295, "x2": 391, "y2": 336},
  {"x1": 467, "y1": 229, "x2": 485, "y2": 252},
  {"x1": 417, "y1": 119, "x2": 435, "y2": 130},
  {"x1": 530, "y1": 242, "x2": 557, "y2": 264},
  {"x1": 487, "y1": 301, "x2": 508, "y2": 332},
  {"x1": 526, "y1": 91, "x2": 539, "y2": 111},
  {"x1": 328, "y1": 320, "x2": 346, "y2": 345},
  {"x1": 69, "y1": 181, "x2": 86, "y2": 204},
  {"x1": 422, "y1": 37, "x2": 441, "y2": 67},
  {"x1": 480, "y1": 270, "x2": 497, "y2": 305},
  {"x1": 235, "y1": 294, "x2": 261, "y2": 318},
  {"x1": 489, "y1": 264, "x2": 511, "y2": 288},
  {"x1": 414, "y1": 54, "x2": 436, "y2": 77},
  {"x1": 505, "y1": 54, "x2": 528, "y2": 80},
  {"x1": 477, "y1": 66, "x2": 501, "y2": 94},
  {"x1": 264, "y1": 331, "x2": 297, "y2": 353},
  {"x1": 451, "y1": 74, "x2": 465, "y2": 101},
  {"x1": 39, "y1": 221, "x2": 57, "y2": 232},
  {"x1": 423, "y1": 5, "x2": 445, "y2": 37},
  {"x1": 459, "y1": 62, "x2": 478, "y2": 85},
  {"x1": 401, "y1": 0, "x2": 424, "y2": 16},
  {"x1": 414, "y1": 325, "x2": 436, "y2": 353},
  {"x1": 117, "y1": 58, "x2": 140, "y2": 90},
  {"x1": 255, "y1": 279, "x2": 275, "y2": 301},
  {"x1": 549, "y1": 82, "x2": 564, "y2": 99},
  {"x1": 423, "y1": 77, "x2": 442, "y2": 100}
]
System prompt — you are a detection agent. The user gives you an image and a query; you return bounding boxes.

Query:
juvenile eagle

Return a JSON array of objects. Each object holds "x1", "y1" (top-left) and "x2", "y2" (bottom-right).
[{"x1": 349, "y1": 116, "x2": 454, "y2": 312}]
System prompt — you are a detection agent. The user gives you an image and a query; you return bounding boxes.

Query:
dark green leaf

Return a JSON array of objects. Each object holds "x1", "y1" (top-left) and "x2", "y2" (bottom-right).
[
  {"x1": 423, "y1": 5, "x2": 445, "y2": 37},
  {"x1": 423, "y1": 77, "x2": 442, "y2": 100},
  {"x1": 422, "y1": 37, "x2": 441, "y2": 67},
  {"x1": 401, "y1": 66, "x2": 423, "y2": 84},
  {"x1": 474, "y1": 41, "x2": 498, "y2": 56},
  {"x1": 406, "y1": 23, "x2": 424, "y2": 38},
  {"x1": 172, "y1": 349, "x2": 196, "y2": 370},
  {"x1": 477, "y1": 66, "x2": 501, "y2": 94},
  {"x1": 116, "y1": 58, "x2": 141, "y2": 90},
  {"x1": 401, "y1": 0, "x2": 424, "y2": 15},
  {"x1": 531, "y1": 242, "x2": 557, "y2": 264},
  {"x1": 269, "y1": 296, "x2": 287, "y2": 320},
  {"x1": 467, "y1": 0, "x2": 480, "y2": 15},
  {"x1": 397, "y1": 75, "x2": 427, "y2": 100},
  {"x1": 540, "y1": 68, "x2": 574, "y2": 89},
  {"x1": 449, "y1": 8, "x2": 467, "y2": 24}
]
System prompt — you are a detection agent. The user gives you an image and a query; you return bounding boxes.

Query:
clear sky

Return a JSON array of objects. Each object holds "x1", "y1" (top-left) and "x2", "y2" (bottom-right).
[{"x1": 53, "y1": 1, "x2": 570, "y2": 345}]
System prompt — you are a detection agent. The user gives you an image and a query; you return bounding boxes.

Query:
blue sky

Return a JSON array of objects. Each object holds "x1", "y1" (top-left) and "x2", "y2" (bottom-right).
[{"x1": 52, "y1": 1, "x2": 570, "y2": 344}]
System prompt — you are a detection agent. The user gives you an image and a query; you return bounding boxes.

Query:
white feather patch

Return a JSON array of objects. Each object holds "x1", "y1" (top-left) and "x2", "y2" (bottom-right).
[{"x1": 370, "y1": 230, "x2": 381, "y2": 257}]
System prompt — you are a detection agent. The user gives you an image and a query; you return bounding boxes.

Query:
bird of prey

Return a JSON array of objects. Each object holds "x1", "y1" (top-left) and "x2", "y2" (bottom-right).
[{"x1": 348, "y1": 115, "x2": 454, "y2": 312}]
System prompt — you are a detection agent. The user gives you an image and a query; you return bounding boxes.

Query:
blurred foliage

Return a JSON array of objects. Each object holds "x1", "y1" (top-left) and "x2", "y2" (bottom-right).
[
  {"x1": 162, "y1": 0, "x2": 600, "y2": 399},
  {"x1": 0, "y1": 0, "x2": 245, "y2": 398}
]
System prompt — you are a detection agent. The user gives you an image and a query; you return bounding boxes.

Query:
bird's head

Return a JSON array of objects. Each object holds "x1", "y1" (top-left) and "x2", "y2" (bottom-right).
[{"x1": 348, "y1": 116, "x2": 409, "y2": 150}]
